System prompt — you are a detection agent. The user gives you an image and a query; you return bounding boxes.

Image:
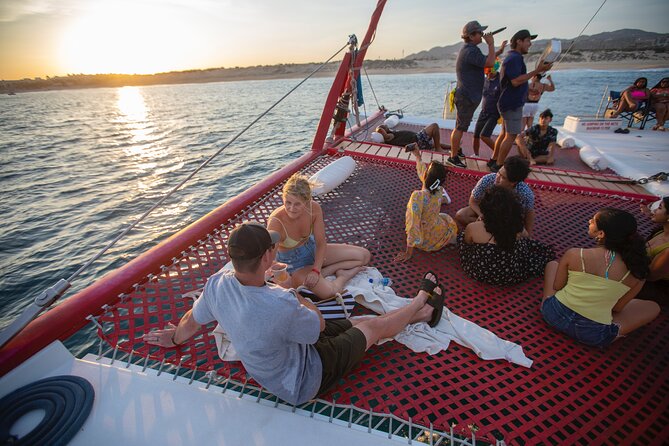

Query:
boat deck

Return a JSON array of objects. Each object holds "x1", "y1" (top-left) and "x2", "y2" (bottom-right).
[
  {"x1": 98, "y1": 151, "x2": 667, "y2": 445},
  {"x1": 344, "y1": 121, "x2": 651, "y2": 198}
]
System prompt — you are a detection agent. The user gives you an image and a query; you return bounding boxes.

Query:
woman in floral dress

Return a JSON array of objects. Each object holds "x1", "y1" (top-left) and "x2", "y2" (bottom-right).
[{"x1": 394, "y1": 146, "x2": 458, "y2": 262}]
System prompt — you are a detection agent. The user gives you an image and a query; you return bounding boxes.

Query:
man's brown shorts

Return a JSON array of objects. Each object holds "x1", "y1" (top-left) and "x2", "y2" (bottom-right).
[{"x1": 314, "y1": 319, "x2": 367, "y2": 395}]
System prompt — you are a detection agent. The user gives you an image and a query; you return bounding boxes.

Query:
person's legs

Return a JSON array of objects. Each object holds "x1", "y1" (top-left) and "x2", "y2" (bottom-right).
[
  {"x1": 497, "y1": 106, "x2": 523, "y2": 165},
  {"x1": 450, "y1": 129, "x2": 464, "y2": 158},
  {"x1": 321, "y1": 243, "x2": 371, "y2": 276},
  {"x1": 423, "y1": 123, "x2": 446, "y2": 152},
  {"x1": 354, "y1": 290, "x2": 433, "y2": 349},
  {"x1": 491, "y1": 121, "x2": 505, "y2": 161},
  {"x1": 472, "y1": 137, "x2": 480, "y2": 156},
  {"x1": 654, "y1": 103, "x2": 667, "y2": 128},
  {"x1": 515, "y1": 135, "x2": 532, "y2": 162},
  {"x1": 455, "y1": 206, "x2": 479, "y2": 227},
  {"x1": 292, "y1": 265, "x2": 365, "y2": 299},
  {"x1": 613, "y1": 91, "x2": 638, "y2": 115},
  {"x1": 613, "y1": 299, "x2": 660, "y2": 336}
]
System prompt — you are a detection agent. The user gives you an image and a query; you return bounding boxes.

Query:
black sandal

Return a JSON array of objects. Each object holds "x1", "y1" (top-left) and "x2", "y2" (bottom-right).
[
  {"x1": 426, "y1": 286, "x2": 445, "y2": 328},
  {"x1": 419, "y1": 271, "x2": 439, "y2": 295},
  {"x1": 404, "y1": 143, "x2": 418, "y2": 153}
]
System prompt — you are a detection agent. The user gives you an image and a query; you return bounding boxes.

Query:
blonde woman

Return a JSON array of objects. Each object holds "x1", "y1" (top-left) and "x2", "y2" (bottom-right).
[{"x1": 268, "y1": 174, "x2": 371, "y2": 299}]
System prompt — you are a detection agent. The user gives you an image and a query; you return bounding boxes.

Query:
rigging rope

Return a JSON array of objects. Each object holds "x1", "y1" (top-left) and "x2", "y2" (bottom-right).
[
  {"x1": 554, "y1": 0, "x2": 608, "y2": 69},
  {"x1": 0, "y1": 40, "x2": 352, "y2": 349}
]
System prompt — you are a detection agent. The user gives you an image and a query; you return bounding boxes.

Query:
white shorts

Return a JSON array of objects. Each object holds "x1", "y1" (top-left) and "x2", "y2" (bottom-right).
[{"x1": 522, "y1": 102, "x2": 540, "y2": 119}]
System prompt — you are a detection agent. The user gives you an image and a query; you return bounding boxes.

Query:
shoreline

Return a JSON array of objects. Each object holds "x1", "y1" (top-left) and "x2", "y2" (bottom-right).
[{"x1": 2, "y1": 60, "x2": 668, "y2": 94}]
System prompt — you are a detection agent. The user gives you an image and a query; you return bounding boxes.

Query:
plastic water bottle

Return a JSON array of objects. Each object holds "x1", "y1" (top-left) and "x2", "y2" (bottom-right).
[{"x1": 369, "y1": 277, "x2": 392, "y2": 289}]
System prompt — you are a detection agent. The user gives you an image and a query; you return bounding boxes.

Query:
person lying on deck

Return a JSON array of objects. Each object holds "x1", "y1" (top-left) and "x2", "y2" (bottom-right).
[
  {"x1": 267, "y1": 173, "x2": 370, "y2": 300},
  {"x1": 516, "y1": 108, "x2": 558, "y2": 165},
  {"x1": 143, "y1": 222, "x2": 445, "y2": 405},
  {"x1": 394, "y1": 146, "x2": 458, "y2": 263},
  {"x1": 638, "y1": 197, "x2": 669, "y2": 299},
  {"x1": 541, "y1": 208, "x2": 660, "y2": 348},
  {"x1": 455, "y1": 156, "x2": 535, "y2": 236},
  {"x1": 374, "y1": 123, "x2": 451, "y2": 153},
  {"x1": 457, "y1": 186, "x2": 555, "y2": 285}
]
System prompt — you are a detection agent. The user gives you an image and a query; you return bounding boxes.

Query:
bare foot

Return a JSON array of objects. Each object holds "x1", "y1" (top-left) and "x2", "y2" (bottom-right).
[
  {"x1": 546, "y1": 157, "x2": 555, "y2": 165},
  {"x1": 335, "y1": 266, "x2": 365, "y2": 281}
]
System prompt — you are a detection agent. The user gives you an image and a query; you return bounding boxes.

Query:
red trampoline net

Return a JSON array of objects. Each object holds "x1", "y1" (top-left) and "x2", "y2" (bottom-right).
[{"x1": 97, "y1": 153, "x2": 668, "y2": 445}]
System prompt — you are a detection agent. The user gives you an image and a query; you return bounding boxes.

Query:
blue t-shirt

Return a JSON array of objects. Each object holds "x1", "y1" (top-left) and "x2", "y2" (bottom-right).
[
  {"x1": 456, "y1": 43, "x2": 487, "y2": 104},
  {"x1": 471, "y1": 173, "x2": 535, "y2": 211},
  {"x1": 481, "y1": 75, "x2": 501, "y2": 115},
  {"x1": 192, "y1": 269, "x2": 322, "y2": 405},
  {"x1": 498, "y1": 51, "x2": 528, "y2": 112}
]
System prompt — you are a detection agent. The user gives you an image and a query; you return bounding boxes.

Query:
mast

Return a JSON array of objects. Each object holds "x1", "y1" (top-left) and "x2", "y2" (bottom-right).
[{"x1": 311, "y1": 0, "x2": 387, "y2": 151}]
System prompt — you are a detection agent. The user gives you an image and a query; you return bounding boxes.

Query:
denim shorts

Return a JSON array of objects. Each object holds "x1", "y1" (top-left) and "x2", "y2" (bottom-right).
[
  {"x1": 276, "y1": 235, "x2": 316, "y2": 273},
  {"x1": 541, "y1": 295, "x2": 619, "y2": 348}
]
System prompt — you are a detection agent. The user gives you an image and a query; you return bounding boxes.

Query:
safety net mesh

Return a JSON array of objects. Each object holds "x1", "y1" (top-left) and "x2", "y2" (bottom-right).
[{"x1": 96, "y1": 153, "x2": 668, "y2": 445}]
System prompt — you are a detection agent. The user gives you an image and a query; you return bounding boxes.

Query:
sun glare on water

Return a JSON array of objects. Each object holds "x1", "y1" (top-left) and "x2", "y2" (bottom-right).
[{"x1": 58, "y1": 5, "x2": 189, "y2": 75}]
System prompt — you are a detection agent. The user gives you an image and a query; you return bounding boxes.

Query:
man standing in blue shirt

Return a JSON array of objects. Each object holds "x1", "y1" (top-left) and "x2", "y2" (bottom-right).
[
  {"x1": 489, "y1": 30, "x2": 552, "y2": 172},
  {"x1": 449, "y1": 20, "x2": 500, "y2": 168}
]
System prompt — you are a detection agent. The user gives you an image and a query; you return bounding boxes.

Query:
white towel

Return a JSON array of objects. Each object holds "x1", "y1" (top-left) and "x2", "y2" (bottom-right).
[{"x1": 346, "y1": 268, "x2": 533, "y2": 368}]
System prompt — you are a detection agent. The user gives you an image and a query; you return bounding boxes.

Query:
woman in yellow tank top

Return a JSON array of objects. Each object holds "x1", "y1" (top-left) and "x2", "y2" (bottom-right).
[
  {"x1": 639, "y1": 197, "x2": 669, "y2": 299},
  {"x1": 540, "y1": 208, "x2": 660, "y2": 348},
  {"x1": 267, "y1": 174, "x2": 371, "y2": 300}
]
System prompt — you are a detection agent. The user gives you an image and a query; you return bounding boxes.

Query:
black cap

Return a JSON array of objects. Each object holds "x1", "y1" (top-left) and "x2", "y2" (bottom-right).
[
  {"x1": 511, "y1": 29, "x2": 537, "y2": 43},
  {"x1": 227, "y1": 221, "x2": 281, "y2": 260}
]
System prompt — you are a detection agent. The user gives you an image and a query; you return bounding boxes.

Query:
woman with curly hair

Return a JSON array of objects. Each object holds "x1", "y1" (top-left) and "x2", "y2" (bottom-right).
[
  {"x1": 457, "y1": 185, "x2": 555, "y2": 285},
  {"x1": 541, "y1": 208, "x2": 660, "y2": 348}
]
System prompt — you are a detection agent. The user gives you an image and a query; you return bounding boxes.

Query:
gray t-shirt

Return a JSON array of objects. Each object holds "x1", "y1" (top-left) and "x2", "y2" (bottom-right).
[
  {"x1": 455, "y1": 42, "x2": 487, "y2": 104},
  {"x1": 192, "y1": 269, "x2": 322, "y2": 404}
]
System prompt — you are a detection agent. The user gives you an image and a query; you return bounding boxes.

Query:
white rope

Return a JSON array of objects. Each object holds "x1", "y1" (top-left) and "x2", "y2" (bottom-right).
[{"x1": 554, "y1": 0, "x2": 608, "y2": 69}]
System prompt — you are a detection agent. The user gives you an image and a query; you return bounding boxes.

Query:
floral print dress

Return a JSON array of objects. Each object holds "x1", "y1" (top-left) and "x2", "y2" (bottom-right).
[
  {"x1": 457, "y1": 232, "x2": 556, "y2": 285},
  {"x1": 405, "y1": 162, "x2": 458, "y2": 251}
]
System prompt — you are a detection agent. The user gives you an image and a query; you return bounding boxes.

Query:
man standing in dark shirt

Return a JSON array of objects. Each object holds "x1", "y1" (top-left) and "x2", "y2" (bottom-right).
[
  {"x1": 473, "y1": 59, "x2": 502, "y2": 157},
  {"x1": 489, "y1": 29, "x2": 552, "y2": 172},
  {"x1": 449, "y1": 20, "x2": 501, "y2": 168}
]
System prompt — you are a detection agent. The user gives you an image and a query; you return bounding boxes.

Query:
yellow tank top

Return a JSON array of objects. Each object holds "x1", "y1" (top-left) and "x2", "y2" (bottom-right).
[
  {"x1": 270, "y1": 201, "x2": 314, "y2": 249},
  {"x1": 555, "y1": 249, "x2": 630, "y2": 325},
  {"x1": 648, "y1": 231, "x2": 669, "y2": 280}
]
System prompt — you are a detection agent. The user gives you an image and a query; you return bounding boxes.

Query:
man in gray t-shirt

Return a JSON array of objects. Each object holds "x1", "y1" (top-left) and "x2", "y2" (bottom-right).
[{"x1": 144, "y1": 221, "x2": 441, "y2": 405}]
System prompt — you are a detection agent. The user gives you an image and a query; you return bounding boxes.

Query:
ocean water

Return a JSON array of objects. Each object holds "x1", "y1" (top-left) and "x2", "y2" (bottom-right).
[{"x1": 1, "y1": 68, "x2": 667, "y2": 356}]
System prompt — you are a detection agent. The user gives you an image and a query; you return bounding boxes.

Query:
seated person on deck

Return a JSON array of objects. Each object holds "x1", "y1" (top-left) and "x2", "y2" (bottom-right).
[
  {"x1": 650, "y1": 77, "x2": 669, "y2": 131},
  {"x1": 638, "y1": 197, "x2": 669, "y2": 300},
  {"x1": 541, "y1": 208, "x2": 660, "y2": 348},
  {"x1": 394, "y1": 145, "x2": 458, "y2": 263},
  {"x1": 457, "y1": 186, "x2": 555, "y2": 285},
  {"x1": 268, "y1": 174, "x2": 370, "y2": 300},
  {"x1": 143, "y1": 222, "x2": 445, "y2": 405},
  {"x1": 455, "y1": 156, "x2": 535, "y2": 236},
  {"x1": 610, "y1": 77, "x2": 651, "y2": 117},
  {"x1": 516, "y1": 108, "x2": 558, "y2": 165},
  {"x1": 375, "y1": 123, "x2": 450, "y2": 153}
]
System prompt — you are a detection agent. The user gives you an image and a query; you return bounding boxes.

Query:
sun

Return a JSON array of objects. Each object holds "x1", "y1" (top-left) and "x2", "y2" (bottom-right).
[{"x1": 58, "y1": 4, "x2": 188, "y2": 75}]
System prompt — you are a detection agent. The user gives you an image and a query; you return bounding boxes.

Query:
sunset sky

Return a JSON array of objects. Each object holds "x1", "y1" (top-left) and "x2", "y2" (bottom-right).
[{"x1": 1, "y1": 0, "x2": 667, "y2": 80}]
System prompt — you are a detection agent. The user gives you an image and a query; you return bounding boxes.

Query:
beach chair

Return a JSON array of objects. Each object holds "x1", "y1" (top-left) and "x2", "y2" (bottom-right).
[{"x1": 605, "y1": 90, "x2": 656, "y2": 129}]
